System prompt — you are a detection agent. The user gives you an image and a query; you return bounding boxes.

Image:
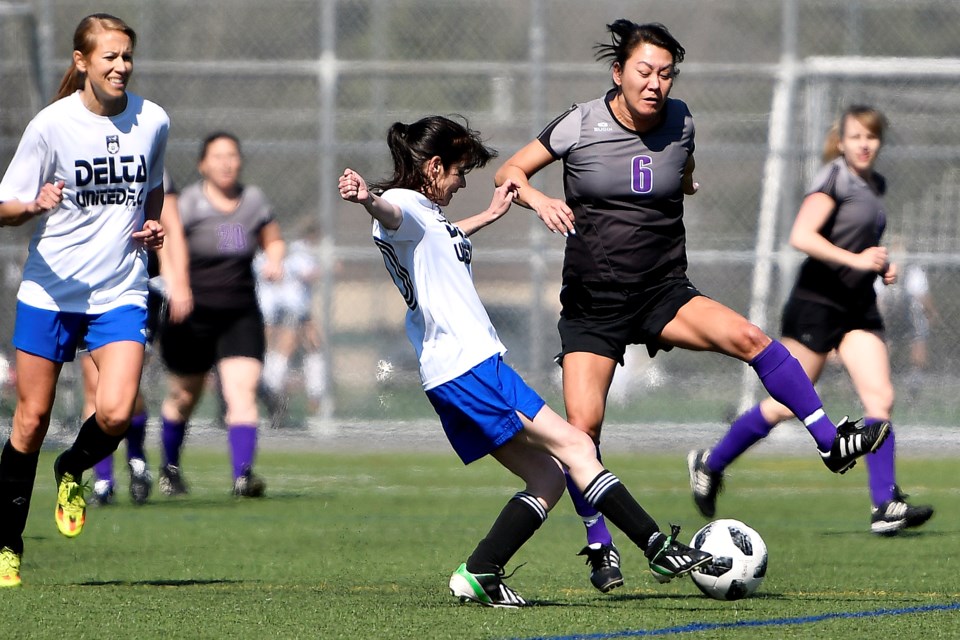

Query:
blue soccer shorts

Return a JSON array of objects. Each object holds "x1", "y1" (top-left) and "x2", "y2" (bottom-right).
[
  {"x1": 425, "y1": 353, "x2": 546, "y2": 465},
  {"x1": 13, "y1": 301, "x2": 148, "y2": 363}
]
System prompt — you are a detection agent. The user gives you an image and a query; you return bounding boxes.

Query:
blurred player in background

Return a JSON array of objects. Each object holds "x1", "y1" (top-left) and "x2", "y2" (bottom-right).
[
  {"x1": 339, "y1": 115, "x2": 711, "y2": 608},
  {"x1": 157, "y1": 132, "x2": 284, "y2": 498},
  {"x1": 88, "y1": 170, "x2": 192, "y2": 505},
  {"x1": 688, "y1": 105, "x2": 934, "y2": 536},
  {"x1": 0, "y1": 13, "x2": 168, "y2": 587},
  {"x1": 495, "y1": 20, "x2": 888, "y2": 593},
  {"x1": 256, "y1": 218, "x2": 327, "y2": 422},
  {"x1": 876, "y1": 238, "x2": 940, "y2": 399}
]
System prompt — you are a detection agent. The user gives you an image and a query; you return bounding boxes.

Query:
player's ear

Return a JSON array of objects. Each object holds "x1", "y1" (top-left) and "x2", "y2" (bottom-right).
[{"x1": 73, "y1": 50, "x2": 87, "y2": 74}]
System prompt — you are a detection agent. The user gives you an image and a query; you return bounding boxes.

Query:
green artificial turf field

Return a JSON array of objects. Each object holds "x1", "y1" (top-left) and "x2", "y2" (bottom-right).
[{"x1": 2, "y1": 448, "x2": 957, "y2": 639}]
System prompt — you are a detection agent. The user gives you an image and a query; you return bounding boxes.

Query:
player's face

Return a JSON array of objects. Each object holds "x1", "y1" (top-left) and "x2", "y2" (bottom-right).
[
  {"x1": 612, "y1": 43, "x2": 676, "y2": 126},
  {"x1": 838, "y1": 115, "x2": 882, "y2": 176},
  {"x1": 200, "y1": 137, "x2": 243, "y2": 191},
  {"x1": 76, "y1": 29, "x2": 134, "y2": 109},
  {"x1": 431, "y1": 161, "x2": 467, "y2": 207}
]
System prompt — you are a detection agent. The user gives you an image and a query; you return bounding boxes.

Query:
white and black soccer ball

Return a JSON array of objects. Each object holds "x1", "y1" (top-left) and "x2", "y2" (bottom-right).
[{"x1": 689, "y1": 519, "x2": 767, "y2": 601}]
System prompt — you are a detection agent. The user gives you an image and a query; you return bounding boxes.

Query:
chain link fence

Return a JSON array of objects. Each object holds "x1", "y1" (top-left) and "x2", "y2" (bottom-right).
[{"x1": 1, "y1": 0, "x2": 959, "y2": 431}]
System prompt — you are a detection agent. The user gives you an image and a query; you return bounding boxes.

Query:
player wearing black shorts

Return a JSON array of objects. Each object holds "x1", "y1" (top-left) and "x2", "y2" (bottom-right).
[
  {"x1": 689, "y1": 105, "x2": 933, "y2": 536},
  {"x1": 157, "y1": 132, "x2": 285, "y2": 498},
  {"x1": 496, "y1": 20, "x2": 889, "y2": 592}
]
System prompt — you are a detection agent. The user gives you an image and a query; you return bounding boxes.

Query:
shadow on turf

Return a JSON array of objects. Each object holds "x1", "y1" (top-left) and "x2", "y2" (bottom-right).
[{"x1": 77, "y1": 578, "x2": 240, "y2": 587}]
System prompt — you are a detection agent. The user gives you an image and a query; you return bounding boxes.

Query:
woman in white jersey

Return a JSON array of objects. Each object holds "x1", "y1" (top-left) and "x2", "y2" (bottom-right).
[
  {"x1": 688, "y1": 106, "x2": 934, "y2": 536},
  {"x1": 0, "y1": 13, "x2": 169, "y2": 587},
  {"x1": 495, "y1": 19, "x2": 889, "y2": 593},
  {"x1": 338, "y1": 115, "x2": 711, "y2": 607}
]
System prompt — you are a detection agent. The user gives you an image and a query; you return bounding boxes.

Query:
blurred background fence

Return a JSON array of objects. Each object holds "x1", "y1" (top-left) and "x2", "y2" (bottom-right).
[{"x1": 1, "y1": 0, "x2": 959, "y2": 433}]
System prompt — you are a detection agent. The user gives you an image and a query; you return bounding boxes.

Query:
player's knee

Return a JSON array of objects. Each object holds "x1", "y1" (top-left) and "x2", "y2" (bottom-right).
[{"x1": 733, "y1": 322, "x2": 771, "y2": 360}]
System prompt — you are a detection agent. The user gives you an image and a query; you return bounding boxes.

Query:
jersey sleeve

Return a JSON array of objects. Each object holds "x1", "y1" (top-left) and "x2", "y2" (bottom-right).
[
  {"x1": 377, "y1": 189, "x2": 427, "y2": 242},
  {"x1": 0, "y1": 118, "x2": 52, "y2": 203},
  {"x1": 147, "y1": 116, "x2": 170, "y2": 193},
  {"x1": 805, "y1": 161, "x2": 842, "y2": 202},
  {"x1": 536, "y1": 105, "x2": 582, "y2": 159}
]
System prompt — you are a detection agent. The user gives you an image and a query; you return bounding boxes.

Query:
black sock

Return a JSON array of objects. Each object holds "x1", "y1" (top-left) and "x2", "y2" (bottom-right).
[
  {"x1": 583, "y1": 470, "x2": 660, "y2": 551},
  {"x1": 0, "y1": 440, "x2": 40, "y2": 554},
  {"x1": 466, "y1": 492, "x2": 547, "y2": 575},
  {"x1": 57, "y1": 414, "x2": 125, "y2": 478}
]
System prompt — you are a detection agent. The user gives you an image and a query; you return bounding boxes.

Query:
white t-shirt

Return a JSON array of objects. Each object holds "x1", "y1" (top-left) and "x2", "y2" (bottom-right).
[
  {"x1": 375, "y1": 189, "x2": 505, "y2": 390},
  {"x1": 0, "y1": 91, "x2": 169, "y2": 313}
]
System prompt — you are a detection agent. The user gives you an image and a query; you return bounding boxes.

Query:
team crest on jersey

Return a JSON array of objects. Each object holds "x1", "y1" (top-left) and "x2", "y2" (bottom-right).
[{"x1": 106, "y1": 135, "x2": 120, "y2": 154}]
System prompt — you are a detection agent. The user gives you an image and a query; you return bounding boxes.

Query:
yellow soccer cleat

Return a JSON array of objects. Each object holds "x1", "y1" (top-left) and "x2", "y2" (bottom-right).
[
  {"x1": 0, "y1": 547, "x2": 22, "y2": 588},
  {"x1": 54, "y1": 460, "x2": 88, "y2": 538}
]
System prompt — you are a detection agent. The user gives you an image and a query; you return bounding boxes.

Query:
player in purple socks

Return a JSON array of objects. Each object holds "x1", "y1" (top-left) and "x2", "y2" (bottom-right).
[
  {"x1": 157, "y1": 132, "x2": 286, "y2": 498},
  {"x1": 688, "y1": 105, "x2": 933, "y2": 535},
  {"x1": 495, "y1": 20, "x2": 889, "y2": 592}
]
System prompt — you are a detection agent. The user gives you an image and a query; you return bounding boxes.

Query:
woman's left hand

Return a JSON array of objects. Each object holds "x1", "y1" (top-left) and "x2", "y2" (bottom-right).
[{"x1": 134, "y1": 219, "x2": 165, "y2": 250}]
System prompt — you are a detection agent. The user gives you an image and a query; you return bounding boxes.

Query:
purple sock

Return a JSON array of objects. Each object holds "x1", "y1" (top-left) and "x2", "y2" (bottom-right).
[
  {"x1": 751, "y1": 341, "x2": 834, "y2": 451},
  {"x1": 564, "y1": 444, "x2": 613, "y2": 546},
  {"x1": 126, "y1": 412, "x2": 148, "y2": 462},
  {"x1": 93, "y1": 454, "x2": 114, "y2": 485},
  {"x1": 709, "y1": 405, "x2": 775, "y2": 472},
  {"x1": 228, "y1": 424, "x2": 258, "y2": 480},
  {"x1": 865, "y1": 421, "x2": 896, "y2": 507},
  {"x1": 161, "y1": 416, "x2": 187, "y2": 467}
]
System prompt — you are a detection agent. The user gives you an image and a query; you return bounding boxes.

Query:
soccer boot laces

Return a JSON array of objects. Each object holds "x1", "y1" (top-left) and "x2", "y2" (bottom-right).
[{"x1": 54, "y1": 455, "x2": 88, "y2": 538}]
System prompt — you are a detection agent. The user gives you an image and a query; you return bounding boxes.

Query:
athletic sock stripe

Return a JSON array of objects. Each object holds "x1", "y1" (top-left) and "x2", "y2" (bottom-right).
[
  {"x1": 513, "y1": 491, "x2": 547, "y2": 523},
  {"x1": 583, "y1": 471, "x2": 620, "y2": 506},
  {"x1": 802, "y1": 408, "x2": 825, "y2": 426}
]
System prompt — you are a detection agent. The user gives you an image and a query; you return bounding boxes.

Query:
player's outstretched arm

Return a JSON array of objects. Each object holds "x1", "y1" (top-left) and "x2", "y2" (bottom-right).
[
  {"x1": 339, "y1": 168, "x2": 403, "y2": 231},
  {"x1": 456, "y1": 179, "x2": 519, "y2": 237}
]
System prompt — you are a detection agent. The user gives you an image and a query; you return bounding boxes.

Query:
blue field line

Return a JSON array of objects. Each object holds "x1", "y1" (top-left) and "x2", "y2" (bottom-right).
[{"x1": 513, "y1": 602, "x2": 960, "y2": 640}]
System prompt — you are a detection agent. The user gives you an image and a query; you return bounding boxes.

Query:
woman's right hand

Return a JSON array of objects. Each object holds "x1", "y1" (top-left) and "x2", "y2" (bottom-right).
[
  {"x1": 29, "y1": 180, "x2": 65, "y2": 215},
  {"x1": 338, "y1": 168, "x2": 370, "y2": 205},
  {"x1": 532, "y1": 195, "x2": 576, "y2": 236}
]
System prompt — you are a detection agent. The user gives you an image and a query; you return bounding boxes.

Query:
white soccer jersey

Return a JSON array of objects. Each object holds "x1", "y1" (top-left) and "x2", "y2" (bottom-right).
[
  {"x1": 375, "y1": 189, "x2": 505, "y2": 390},
  {"x1": 0, "y1": 91, "x2": 169, "y2": 313}
]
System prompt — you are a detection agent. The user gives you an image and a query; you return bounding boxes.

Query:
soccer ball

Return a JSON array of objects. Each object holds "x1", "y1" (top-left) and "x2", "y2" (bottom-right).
[{"x1": 689, "y1": 519, "x2": 767, "y2": 600}]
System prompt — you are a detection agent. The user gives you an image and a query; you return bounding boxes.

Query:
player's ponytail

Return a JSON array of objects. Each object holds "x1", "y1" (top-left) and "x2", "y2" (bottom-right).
[{"x1": 53, "y1": 13, "x2": 137, "y2": 103}]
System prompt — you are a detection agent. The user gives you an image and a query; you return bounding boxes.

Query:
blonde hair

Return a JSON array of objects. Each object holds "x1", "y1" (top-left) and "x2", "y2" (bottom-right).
[
  {"x1": 822, "y1": 105, "x2": 887, "y2": 163},
  {"x1": 54, "y1": 13, "x2": 137, "y2": 102}
]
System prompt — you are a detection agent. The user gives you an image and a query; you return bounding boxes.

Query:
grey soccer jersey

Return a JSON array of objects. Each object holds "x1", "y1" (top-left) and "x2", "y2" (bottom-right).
[
  {"x1": 538, "y1": 90, "x2": 695, "y2": 285},
  {"x1": 178, "y1": 181, "x2": 274, "y2": 309},
  {"x1": 791, "y1": 157, "x2": 887, "y2": 309}
]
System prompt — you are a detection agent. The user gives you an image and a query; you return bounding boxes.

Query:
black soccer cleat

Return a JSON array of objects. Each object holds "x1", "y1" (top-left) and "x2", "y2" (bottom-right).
[
  {"x1": 687, "y1": 449, "x2": 724, "y2": 518},
  {"x1": 128, "y1": 458, "x2": 152, "y2": 506},
  {"x1": 233, "y1": 467, "x2": 266, "y2": 498},
  {"x1": 158, "y1": 464, "x2": 189, "y2": 497},
  {"x1": 871, "y1": 485, "x2": 934, "y2": 536},
  {"x1": 820, "y1": 417, "x2": 890, "y2": 474},
  {"x1": 646, "y1": 524, "x2": 713, "y2": 583},
  {"x1": 578, "y1": 543, "x2": 624, "y2": 593}
]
